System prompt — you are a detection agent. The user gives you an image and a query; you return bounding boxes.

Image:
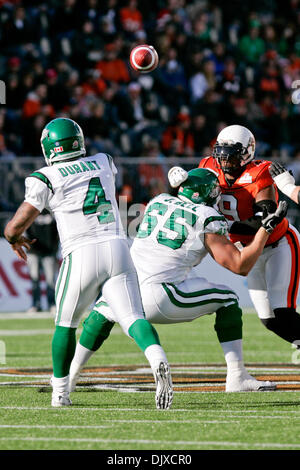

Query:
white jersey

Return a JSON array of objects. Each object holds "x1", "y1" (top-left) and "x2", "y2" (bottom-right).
[
  {"x1": 130, "y1": 193, "x2": 228, "y2": 285},
  {"x1": 24, "y1": 153, "x2": 126, "y2": 257}
]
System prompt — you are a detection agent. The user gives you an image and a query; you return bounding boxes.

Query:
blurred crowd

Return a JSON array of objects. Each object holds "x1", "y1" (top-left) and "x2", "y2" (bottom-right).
[{"x1": 1, "y1": 0, "x2": 300, "y2": 203}]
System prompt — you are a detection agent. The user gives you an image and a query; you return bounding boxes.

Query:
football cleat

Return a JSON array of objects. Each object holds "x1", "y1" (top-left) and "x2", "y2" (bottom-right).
[
  {"x1": 51, "y1": 392, "x2": 72, "y2": 407},
  {"x1": 155, "y1": 362, "x2": 173, "y2": 410},
  {"x1": 226, "y1": 371, "x2": 276, "y2": 392}
]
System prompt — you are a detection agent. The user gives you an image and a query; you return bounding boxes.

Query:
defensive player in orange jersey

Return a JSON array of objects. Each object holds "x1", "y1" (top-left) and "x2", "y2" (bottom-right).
[{"x1": 197, "y1": 124, "x2": 300, "y2": 347}]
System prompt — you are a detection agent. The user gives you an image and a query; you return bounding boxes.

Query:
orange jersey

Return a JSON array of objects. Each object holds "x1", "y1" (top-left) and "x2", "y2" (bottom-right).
[{"x1": 199, "y1": 156, "x2": 289, "y2": 246}]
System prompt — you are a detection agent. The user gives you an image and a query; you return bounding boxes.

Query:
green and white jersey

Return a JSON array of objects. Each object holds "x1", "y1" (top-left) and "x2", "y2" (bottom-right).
[
  {"x1": 24, "y1": 153, "x2": 126, "y2": 258},
  {"x1": 130, "y1": 193, "x2": 228, "y2": 285}
]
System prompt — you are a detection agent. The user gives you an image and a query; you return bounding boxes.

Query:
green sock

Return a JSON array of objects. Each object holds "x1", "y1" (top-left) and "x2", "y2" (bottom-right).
[
  {"x1": 128, "y1": 319, "x2": 161, "y2": 352},
  {"x1": 80, "y1": 310, "x2": 115, "y2": 351},
  {"x1": 52, "y1": 325, "x2": 76, "y2": 378},
  {"x1": 214, "y1": 303, "x2": 243, "y2": 343}
]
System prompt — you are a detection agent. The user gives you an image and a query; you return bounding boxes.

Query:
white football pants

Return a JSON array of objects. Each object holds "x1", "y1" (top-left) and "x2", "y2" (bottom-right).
[
  {"x1": 94, "y1": 271, "x2": 239, "y2": 327},
  {"x1": 55, "y1": 239, "x2": 145, "y2": 328},
  {"x1": 248, "y1": 225, "x2": 300, "y2": 319}
]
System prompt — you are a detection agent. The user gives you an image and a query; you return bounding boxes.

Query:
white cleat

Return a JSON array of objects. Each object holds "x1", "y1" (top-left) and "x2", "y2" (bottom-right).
[
  {"x1": 51, "y1": 392, "x2": 72, "y2": 407},
  {"x1": 155, "y1": 362, "x2": 173, "y2": 410},
  {"x1": 226, "y1": 371, "x2": 276, "y2": 392}
]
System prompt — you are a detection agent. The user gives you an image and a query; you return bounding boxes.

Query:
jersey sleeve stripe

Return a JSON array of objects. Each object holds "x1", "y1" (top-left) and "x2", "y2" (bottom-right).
[
  {"x1": 203, "y1": 216, "x2": 226, "y2": 229},
  {"x1": 29, "y1": 172, "x2": 54, "y2": 193}
]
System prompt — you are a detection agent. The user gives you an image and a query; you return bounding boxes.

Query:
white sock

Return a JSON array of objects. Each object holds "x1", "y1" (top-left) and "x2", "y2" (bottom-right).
[
  {"x1": 51, "y1": 375, "x2": 69, "y2": 394},
  {"x1": 144, "y1": 344, "x2": 168, "y2": 377},
  {"x1": 71, "y1": 343, "x2": 95, "y2": 370},
  {"x1": 220, "y1": 339, "x2": 246, "y2": 375}
]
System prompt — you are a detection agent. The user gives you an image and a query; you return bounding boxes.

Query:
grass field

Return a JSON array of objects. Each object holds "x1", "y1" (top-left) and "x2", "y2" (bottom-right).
[{"x1": 0, "y1": 309, "x2": 300, "y2": 453}]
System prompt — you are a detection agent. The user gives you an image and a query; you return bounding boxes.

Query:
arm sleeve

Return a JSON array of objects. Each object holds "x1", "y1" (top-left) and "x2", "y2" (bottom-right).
[
  {"x1": 203, "y1": 215, "x2": 228, "y2": 236},
  {"x1": 24, "y1": 177, "x2": 50, "y2": 212}
]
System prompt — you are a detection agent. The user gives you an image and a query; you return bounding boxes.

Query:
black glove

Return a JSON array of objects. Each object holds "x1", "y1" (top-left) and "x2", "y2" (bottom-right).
[
  {"x1": 269, "y1": 162, "x2": 293, "y2": 178},
  {"x1": 261, "y1": 200, "x2": 288, "y2": 234}
]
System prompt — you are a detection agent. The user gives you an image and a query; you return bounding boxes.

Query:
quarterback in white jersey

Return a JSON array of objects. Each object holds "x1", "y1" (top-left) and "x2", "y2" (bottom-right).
[
  {"x1": 69, "y1": 167, "x2": 287, "y2": 393},
  {"x1": 25, "y1": 152, "x2": 126, "y2": 259},
  {"x1": 4, "y1": 118, "x2": 173, "y2": 410}
]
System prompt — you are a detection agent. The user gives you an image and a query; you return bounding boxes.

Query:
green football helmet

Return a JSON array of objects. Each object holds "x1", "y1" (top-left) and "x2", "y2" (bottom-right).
[
  {"x1": 40, "y1": 118, "x2": 86, "y2": 166},
  {"x1": 178, "y1": 168, "x2": 220, "y2": 206}
]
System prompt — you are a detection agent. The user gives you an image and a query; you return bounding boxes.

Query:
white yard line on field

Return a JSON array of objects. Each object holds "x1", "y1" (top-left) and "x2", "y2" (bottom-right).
[
  {"x1": 0, "y1": 328, "x2": 122, "y2": 337},
  {"x1": 1, "y1": 406, "x2": 300, "y2": 417},
  {"x1": 0, "y1": 329, "x2": 54, "y2": 336},
  {"x1": 0, "y1": 424, "x2": 110, "y2": 429},
  {"x1": 0, "y1": 421, "x2": 236, "y2": 428},
  {"x1": 0, "y1": 436, "x2": 299, "y2": 449}
]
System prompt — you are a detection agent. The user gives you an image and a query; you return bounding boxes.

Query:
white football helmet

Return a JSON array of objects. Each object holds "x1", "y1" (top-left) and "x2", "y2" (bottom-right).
[{"x1": 212, "y1": 125, "x2": 255, "y2": 176}]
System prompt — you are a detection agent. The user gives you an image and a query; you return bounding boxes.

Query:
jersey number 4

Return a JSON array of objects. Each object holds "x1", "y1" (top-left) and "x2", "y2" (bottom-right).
[
  {"x1": 83, "y1": 177, "x2": 115, "y2": 224},
  {"x1": 137, "y1": 202, "x2": 198, "y2": 249}
]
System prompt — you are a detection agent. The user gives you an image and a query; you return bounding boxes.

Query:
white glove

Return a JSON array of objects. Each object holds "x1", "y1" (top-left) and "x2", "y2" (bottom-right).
[
  {"x1": 168, "y1": 166, "x2": 188, "y2": 188},
  {"x1": 269, "y1": 162, "x2": 296, "y2": 198}
]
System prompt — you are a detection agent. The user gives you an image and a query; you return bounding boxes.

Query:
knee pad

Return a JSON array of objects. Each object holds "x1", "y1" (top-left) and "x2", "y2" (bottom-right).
[
  {"x1": 81, "y1": 310, "x2": 114, "y2": 351},
  {"x1": 215, "y1": 303, "x2": 243, "y2": 343}
]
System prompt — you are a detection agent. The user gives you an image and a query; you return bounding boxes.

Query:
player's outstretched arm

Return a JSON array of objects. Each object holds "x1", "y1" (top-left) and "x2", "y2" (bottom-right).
[
  {"x1": 4, "y1": 202, "x2": 39, "y2": 261},
  {"x1": 269, "y1": 162, "x2": 300, "y2": 204},
  {"x1": 205, "y1": 201, "x2": 288, "y2": 276}
]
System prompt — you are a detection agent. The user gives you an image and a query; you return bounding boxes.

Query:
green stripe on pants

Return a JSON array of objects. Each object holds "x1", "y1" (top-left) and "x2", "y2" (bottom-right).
[
  {"x1": 55, "y1": 258, "x2": 66, "y2": 304},
  {"x1": 56, "y1": 254, "x2": 72, "y2": 325},
  {"x1": 162, "y1": 283, "x2": 237, "y2": 308}
]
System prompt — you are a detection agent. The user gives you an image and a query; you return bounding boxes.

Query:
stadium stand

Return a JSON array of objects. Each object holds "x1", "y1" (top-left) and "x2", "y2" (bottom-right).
[{"x1": 1, "y1": 0, "x2": 300, "y2": 231}]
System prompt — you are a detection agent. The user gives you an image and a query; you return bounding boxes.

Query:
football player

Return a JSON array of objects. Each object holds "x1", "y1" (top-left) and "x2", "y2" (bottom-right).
[
  {"x1": 199, "y1": 124, "x2": 300, "y2": 347},
  {"x1": 69, "y1": 167, "x2": 286, "y2": 393},
  {"x1": 4, "y1": 117, "x2": 173, "y2": 410}
]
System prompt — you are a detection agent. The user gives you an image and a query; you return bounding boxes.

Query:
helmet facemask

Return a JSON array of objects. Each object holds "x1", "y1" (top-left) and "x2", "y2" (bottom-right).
[{"x1": 213, "y1": 132, "x2": 255, "y2": 178}]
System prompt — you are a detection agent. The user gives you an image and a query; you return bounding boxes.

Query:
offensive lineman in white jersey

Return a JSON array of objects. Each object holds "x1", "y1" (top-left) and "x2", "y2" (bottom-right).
[
  {"x1": 4, "y1": 117, "x2": 173, "y2": 409},
  {"x1": 69, "y1": 167, "x2": 287, "y2": 393}
]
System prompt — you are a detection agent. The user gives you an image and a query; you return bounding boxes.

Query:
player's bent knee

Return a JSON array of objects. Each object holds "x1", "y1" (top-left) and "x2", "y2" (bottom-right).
[
  {"x1": 80, "y1": 310, "x2": 114, "y2": 351},
  {"x1": 260, "y1": 317, "x2": 276, "y2": 330},
  {"x1": 214, "y1": 303, "x2": 243, "y2": 343},
  {"x1": 260, "y1": 308, "x2": 300, "y2": 344}
]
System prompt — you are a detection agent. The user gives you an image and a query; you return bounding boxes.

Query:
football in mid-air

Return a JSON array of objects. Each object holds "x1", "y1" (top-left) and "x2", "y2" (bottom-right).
[{"x1": 130, "y1": 45, "x2": 159, "y2": 73}]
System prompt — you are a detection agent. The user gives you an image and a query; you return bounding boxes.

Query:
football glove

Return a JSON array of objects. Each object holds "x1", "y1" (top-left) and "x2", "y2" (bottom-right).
[
  {"x1": 261, "y1": 200, "x2": 288, "y2": 234},
  {"x1": 168, "y1": 166, "x2": 188, "y2": 188},
  {"x1": 269, "y1": 162, "x2": 296, "y2": 198}
]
